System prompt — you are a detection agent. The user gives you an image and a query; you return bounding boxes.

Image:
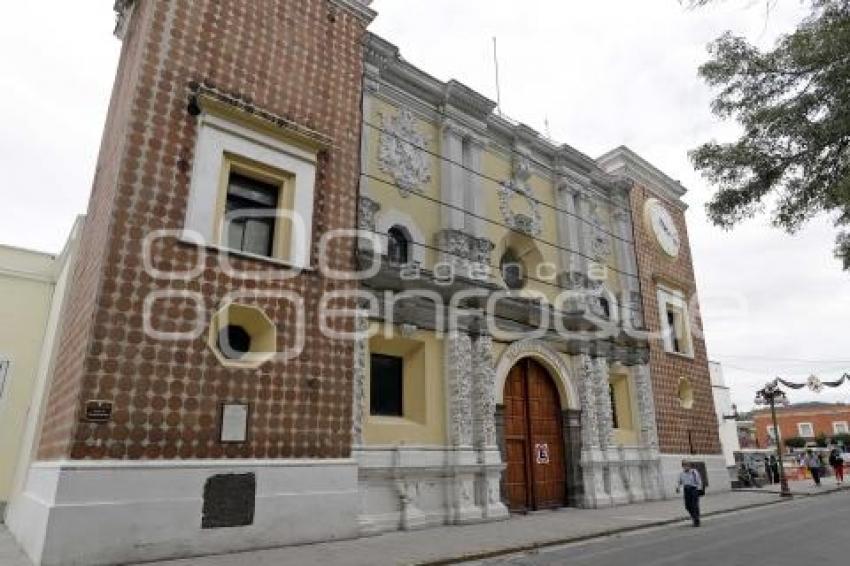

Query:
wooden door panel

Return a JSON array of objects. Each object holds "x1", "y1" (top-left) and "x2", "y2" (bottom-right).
[
  {"x1": 502, "y1": 359, "x2": 566, "y2": 512},
  {"x1": 503, "y1": 366, "x2": 530, "y2": 511},
  {"x1": 527, "y1": 360, "x2": 566, "y2": 509}
]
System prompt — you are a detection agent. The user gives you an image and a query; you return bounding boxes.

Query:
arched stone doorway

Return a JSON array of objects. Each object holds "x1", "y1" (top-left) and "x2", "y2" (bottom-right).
[{"x1": 502, "y1": 358, "x2": 567, "y2": 511}]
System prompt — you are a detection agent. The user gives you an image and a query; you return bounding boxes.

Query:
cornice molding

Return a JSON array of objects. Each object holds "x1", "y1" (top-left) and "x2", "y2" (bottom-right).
[
  {"x1": 327, "y1": 0, "x2": 377, "y2": 23},
  {"x1": 596, "y1": 146, "x2": 688, "y2": 210}
]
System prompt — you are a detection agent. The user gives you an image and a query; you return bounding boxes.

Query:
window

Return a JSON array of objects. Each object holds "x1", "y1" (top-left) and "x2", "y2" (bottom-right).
[
  {"x1": 500, "y1": 248, "x2": 525, "y2": 290},
  {"x1": 599, "y1": 297, "x2": 611, "y2": 319},
  {"x1": 183, "y1": 96, "x2": 322, "y2": 269},
  {"x1": 224, "y1": 173, "x2": 280, "y2": 258},
  {"x1": 609, "y1": 383, "x2": 619, "y2": 429},
  {"x1": 387, "y1": 226, "x2": 409, "y2": 265},
  {"x1": 0, "y1": 359, "x2": 9, "y2": 400},
  {"x1": 217, "y1": 325, "x2": 252, "y2": 360},
  {"x1": 834, "y1": 422, "x2": 849, "y2": 434},
  {"x1": 798, "y1": 422, "x2": 814, "y2": 438},
  {"x1": 666, "y1": 308, "x2": 685, "y2": 354},
  {"x1": 657, "y1": 287, "x2": 693, "y2": 357},
  {"x1": 370, "y1": 354, "x2": 404, "y2": 417}
]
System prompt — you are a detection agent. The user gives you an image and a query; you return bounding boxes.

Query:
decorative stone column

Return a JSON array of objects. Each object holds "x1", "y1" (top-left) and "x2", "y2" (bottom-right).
[
  {"x1": 446, "y1": 332, "x2": 473, "y2": 447},
  {"x1": 444, "y1": 331, "x2": 480, "y2": 523},
  {"x1": 351, "y1": 304, "x2": 370, "y2": 446},
  {"x1": 471, "y1": 334, "x2": 509, "y2": 520},
  {"x1": 576, "y1": 352, "x2": 607, "y2": 507},
  {"x1": 593, "y1": 356, "x2": 615, "y2": 450},
  {"x1": 634, "y1": 363, "x2": 664, "y2": 499},
  {"x1": 472, "y1": 335, "x2": 497, "y2": 448}
]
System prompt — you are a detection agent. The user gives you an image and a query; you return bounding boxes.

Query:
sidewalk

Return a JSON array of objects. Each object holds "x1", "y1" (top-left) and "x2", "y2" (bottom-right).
[{"x1": 1, "y1": 481, "x2": 844, "y2": 566}]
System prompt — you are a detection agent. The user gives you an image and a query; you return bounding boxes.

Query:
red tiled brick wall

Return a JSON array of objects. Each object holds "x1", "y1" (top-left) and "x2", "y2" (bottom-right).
[
  {"x1": 38, "y1": 0, "x2": 368, "y2": 460},
  {"x1": 753, "y1": 406, "x2": 850, "y2": 447},
  {"x1": 631, "y1": 185, "x2": 722, "y2": 456}
]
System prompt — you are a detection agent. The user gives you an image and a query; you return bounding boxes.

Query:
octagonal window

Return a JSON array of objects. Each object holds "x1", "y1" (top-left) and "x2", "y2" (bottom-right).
[{"x1": 208, "y1": 304, "x2": 277, "y2": 369}]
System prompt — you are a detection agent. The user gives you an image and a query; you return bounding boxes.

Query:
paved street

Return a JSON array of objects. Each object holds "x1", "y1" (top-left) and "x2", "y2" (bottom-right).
[
  {"x1": 474, "y1": 490, "x2": 850, "y2": 566},
  {"x1": 0, "y1": 483, "x2": 845, "y2": 565}
]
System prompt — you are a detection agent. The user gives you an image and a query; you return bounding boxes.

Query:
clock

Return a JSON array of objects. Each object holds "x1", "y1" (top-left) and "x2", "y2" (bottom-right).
[{"x1": 643, "y1": 198, "x2": 681, "y2": 258}]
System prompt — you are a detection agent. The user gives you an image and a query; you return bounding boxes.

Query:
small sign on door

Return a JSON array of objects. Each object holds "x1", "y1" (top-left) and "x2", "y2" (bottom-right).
[{"x1": 535, "y1": 443, "x2": 550, "y2": 464}]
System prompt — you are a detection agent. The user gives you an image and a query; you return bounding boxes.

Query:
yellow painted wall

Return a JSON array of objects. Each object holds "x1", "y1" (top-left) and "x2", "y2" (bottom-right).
[
  {"x1": 611, "y1": 372, "x2": 638, "y2": 446},
  {"x1": 363, "y1": 98, "x2": 442, "y2": 268},
  {"x1": 0, "y1": 245, "x2": 56, "y2": 503},
  {"x1": 363, "y1": 92, "x2": 626, "y2": 304},
  {"x1": 363, "y1": 324, "x2": 446, "y2": 445}
]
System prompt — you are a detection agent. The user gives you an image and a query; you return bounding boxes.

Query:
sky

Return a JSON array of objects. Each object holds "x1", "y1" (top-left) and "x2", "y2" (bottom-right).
[{"x1": 0, "y1": 1, "x2": 848, "y2": 410}]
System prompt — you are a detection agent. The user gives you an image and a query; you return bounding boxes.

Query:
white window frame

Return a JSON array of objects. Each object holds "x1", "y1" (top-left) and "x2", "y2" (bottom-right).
[
  {"x1": 766, "y1": 425, "x2": 778, "y2": 441},
  {"x1": 183, "y1": 111, "x2": 318, "y2": 270},
  {"x1": 797, "y1": 422, "x2": 814, "y2": 438},
  {"x1": 833, "y1": 421, "x2": 849, "y2": 434},
  {"x1": 656, "y1": 286, "x2": 694, "y2": 357}
]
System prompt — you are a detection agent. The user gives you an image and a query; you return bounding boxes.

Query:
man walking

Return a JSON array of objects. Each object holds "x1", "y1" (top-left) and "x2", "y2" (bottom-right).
[
  {"x1": 829, "y1": 448, "x2": 844, "y2": 485},
  {"x1": 806, "y1": 449, "x2": 822, "y2": 487},
  {"x1": 676, "y1": 461, "x2": 703, "y2": 527}
]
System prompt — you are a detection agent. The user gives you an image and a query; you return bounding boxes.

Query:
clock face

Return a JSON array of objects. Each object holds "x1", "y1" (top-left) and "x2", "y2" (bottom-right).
[{"x1": 644, "y1": 198, "x2": 680, "y2": 258}]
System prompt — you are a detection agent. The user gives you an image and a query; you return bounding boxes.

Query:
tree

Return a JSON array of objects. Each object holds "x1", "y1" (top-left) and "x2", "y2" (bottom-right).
[
  {"x1": 688, "y1": 1, "x2": 850, "y2": 269},
  {"x1": 784, "y1": 436, "x2": 807, "y2": 449}
]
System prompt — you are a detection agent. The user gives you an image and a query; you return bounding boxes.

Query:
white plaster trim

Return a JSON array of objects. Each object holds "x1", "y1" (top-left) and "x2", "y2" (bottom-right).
[
  {"x1": 375, "y1": 208, "x2": 427, "y2": 265},
  {"x1": 494, "y1": 339, "x2": 580, "y2": 410},
  {"x1": 183, "y1": 114, "x2": 317, "y2": 269}
]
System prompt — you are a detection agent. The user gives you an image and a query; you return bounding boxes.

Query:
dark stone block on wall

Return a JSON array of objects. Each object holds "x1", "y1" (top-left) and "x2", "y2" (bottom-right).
[{"x1": 201, "y1": 473, "x2": 256, "y2": 529}]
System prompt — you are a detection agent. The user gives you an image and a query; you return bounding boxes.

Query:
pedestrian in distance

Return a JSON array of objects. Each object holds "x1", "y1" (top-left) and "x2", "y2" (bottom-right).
[
  {"x1": 829, "y1": 448, "x2": 844, "y2": 485},
  {"x1": 676, "y1": 460, "x2": 704, "y2": 527},
  {"x1": 770, "y1": 455, "x2": 781, "y2": 485},
  {"x1": 806, "y1": 449, "x2": 822, "y2": 487},
  {"x1": 764, "y1": 457, "x2": 773, "y2": 484}
]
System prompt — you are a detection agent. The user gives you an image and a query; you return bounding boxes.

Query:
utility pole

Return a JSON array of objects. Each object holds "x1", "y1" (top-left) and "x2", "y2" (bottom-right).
[{"x1": 755, "y1": 380, "x2": 792, "y2": 497}]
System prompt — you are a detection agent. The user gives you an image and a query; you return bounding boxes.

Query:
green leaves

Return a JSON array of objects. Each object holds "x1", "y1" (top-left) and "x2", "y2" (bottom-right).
[{"x1": 691, "y1": 1, "x2": 850, "y2": 268}]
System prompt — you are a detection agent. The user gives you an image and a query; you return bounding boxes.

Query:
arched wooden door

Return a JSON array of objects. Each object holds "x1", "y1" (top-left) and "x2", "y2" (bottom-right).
[{"x1": 503, "y1": 358, "x2": 566, "y2": 512}]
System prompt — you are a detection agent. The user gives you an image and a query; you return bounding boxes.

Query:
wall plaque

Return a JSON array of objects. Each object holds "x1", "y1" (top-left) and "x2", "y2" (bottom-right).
[
  {"x1": 220, "y1": 403, "x2": 249, "y2": 443},
  {"x1": 535, "y1": 443, "x2": 550, "y2": 465},
  {"x1": 84, "y1": 400, "x2": 113, "y2": 423}
]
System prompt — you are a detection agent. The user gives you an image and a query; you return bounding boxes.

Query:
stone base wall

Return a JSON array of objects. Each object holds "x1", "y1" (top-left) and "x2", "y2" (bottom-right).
[
  {"x1": 354, "y1": 446, "x2": 508, "y2": 535},
  {"x1": 7, "y1": 459, "x2": 359, "y2": 566},
  {"x1": 580, "y1": 447, "x2": 664, "y2": 508}
]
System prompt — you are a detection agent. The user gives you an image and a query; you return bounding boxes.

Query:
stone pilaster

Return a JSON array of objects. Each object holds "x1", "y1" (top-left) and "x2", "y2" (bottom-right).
[
  {"x1": 445, "y1": 331, "x2": 473, "y2": 446},
  {"x1": 440, "y1": 121, "x2": 466, "y2": 231},
  {"x1": 351, "y1": 306, "x2": 370, "y2": 446},
  {"x1": 633, "y1": 364, "x2": 660, "y2": 450},
  {"x1": 471, "y1": 335, "x2": 497, "y2": 448},
  {"x1": 593, "y1": 357, "x2": 614, "y2": 449},
  {"x1": 576, "y1": 354, "x2": 600, "y2": 450}
]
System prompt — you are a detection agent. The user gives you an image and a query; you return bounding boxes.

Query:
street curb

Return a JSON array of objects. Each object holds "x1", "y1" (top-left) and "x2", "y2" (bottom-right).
[{"x1": 414, "y1": 487, "x2": 850, "y2": 565}]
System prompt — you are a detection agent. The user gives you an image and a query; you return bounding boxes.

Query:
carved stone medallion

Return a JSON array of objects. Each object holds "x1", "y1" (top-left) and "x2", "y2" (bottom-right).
[{"x1": 378, "y1": 108, "x2": 432, "y2": 197}]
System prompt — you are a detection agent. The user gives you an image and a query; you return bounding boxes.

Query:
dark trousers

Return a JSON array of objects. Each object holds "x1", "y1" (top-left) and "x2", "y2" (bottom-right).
[
  {"x1": 811, "y1": 466, "x2": 821, "y2": 485},
  {"x1": 683, "y1": 486, "x2": 701, "y2": 525}
]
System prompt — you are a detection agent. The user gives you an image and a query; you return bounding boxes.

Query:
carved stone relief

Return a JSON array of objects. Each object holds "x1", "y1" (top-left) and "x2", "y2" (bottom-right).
[
  {"x1": 446, "y1": 332, "x2": 473, "y2": 446},
  {"x1": 498, "y1": 155, "x2": 542, "y2": 236},
  {"x1": 378, "y1": 108, "x2": 432, "y2": 197}
]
